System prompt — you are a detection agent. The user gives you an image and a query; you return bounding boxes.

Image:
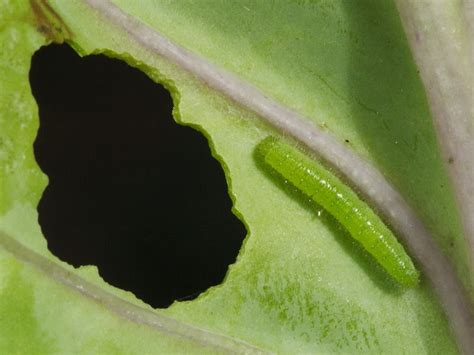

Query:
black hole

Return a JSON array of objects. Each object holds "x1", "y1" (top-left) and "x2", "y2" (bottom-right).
[{"x1": 29, "y1": 43, "x2": 246, "y2": 308}]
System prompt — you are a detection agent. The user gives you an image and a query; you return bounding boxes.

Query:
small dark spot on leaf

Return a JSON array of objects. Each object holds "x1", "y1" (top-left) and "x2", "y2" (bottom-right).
[
  {"x1": 37, "y1": 25, "x2": 49, "y2": 34},
  {"x1": 415, "y1": 31, "x2": 420, "y2": 43},
  {"x1": 448, "y1": 157, "x2": 454, "y2": 164}
]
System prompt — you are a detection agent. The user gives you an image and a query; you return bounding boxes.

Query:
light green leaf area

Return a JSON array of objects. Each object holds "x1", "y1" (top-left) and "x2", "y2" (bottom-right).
[{"x1": 0, "y1": 0, "x2": 467, "y2": 353}]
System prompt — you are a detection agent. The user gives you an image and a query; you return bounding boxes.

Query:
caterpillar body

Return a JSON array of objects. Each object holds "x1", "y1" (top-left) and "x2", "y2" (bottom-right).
[{"x1": 256, "y1": 136, "x2": 419, "y2": 287}]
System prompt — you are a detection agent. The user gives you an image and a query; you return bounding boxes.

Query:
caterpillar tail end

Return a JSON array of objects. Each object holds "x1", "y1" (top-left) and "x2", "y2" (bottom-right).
[{"x1": 398, "y1": 267, "x2": 420, "y2": 288}]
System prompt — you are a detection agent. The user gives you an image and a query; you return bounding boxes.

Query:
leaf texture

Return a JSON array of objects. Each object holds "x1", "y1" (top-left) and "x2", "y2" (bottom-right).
[{"x1": 0, "y1": 0, "x2": 467, "y2": 353}]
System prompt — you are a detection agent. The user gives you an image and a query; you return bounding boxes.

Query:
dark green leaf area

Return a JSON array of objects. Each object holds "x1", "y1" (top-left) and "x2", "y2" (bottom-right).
[{"x1": 0, "y1": 260, "x2": 56, "y2": 353}]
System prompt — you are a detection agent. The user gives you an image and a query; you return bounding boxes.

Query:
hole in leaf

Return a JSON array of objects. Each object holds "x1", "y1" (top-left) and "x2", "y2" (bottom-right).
[{"x1": 29, "y1": 43, "x2": 246, "y2": 308}]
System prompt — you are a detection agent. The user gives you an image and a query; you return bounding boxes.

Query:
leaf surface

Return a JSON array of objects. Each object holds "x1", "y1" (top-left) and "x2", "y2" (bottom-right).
[{"x1": 0, "y1": 0, "x2": 468, "y2": 353}]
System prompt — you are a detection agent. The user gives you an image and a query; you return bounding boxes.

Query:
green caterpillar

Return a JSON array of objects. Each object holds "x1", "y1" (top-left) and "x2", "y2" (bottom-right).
[{"x1": 256, "y1": 136, "x2": 419, "y2": 287}]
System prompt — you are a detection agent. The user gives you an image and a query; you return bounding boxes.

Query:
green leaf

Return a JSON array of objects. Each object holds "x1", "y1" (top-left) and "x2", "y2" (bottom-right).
[{"x1": 1, "y1": 0, "x2": 470, "y2": 353}]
